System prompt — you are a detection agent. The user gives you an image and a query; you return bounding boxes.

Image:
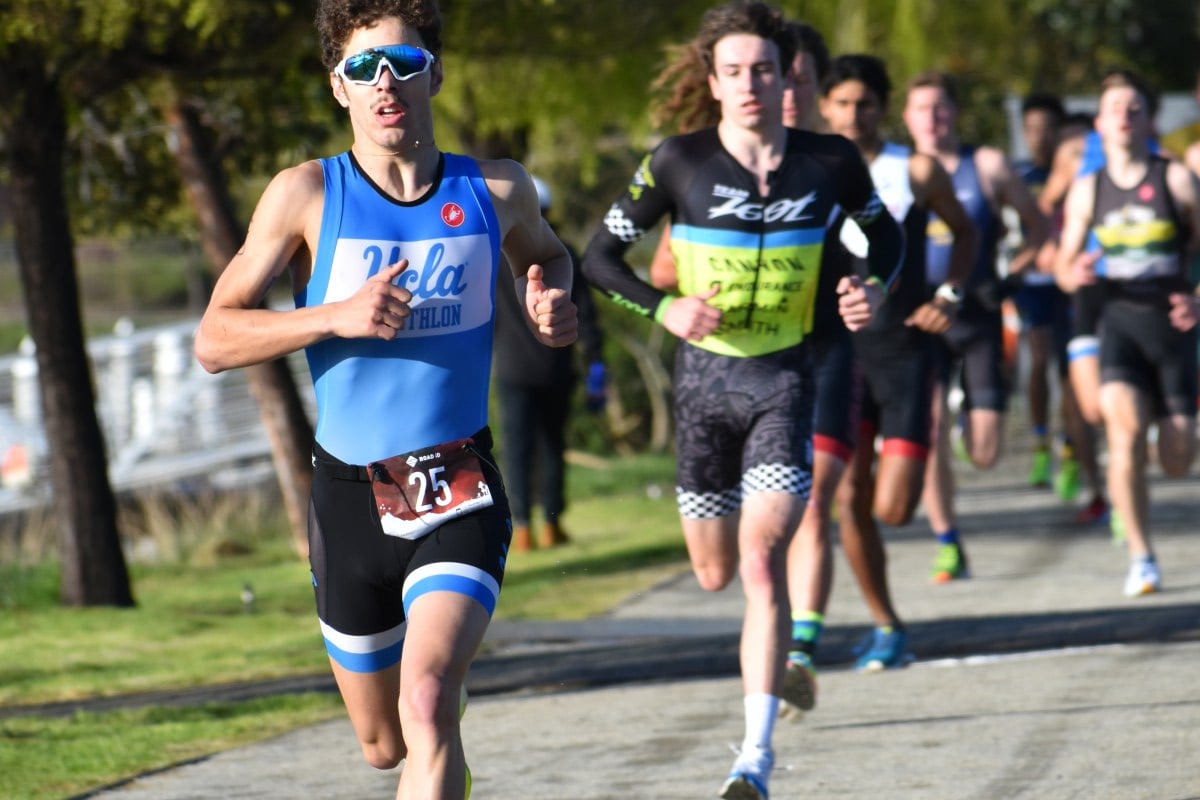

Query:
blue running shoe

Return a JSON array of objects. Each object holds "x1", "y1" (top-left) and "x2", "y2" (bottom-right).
[{"x1": 854, "y1": 626, "x2": 912, "y2": 672}]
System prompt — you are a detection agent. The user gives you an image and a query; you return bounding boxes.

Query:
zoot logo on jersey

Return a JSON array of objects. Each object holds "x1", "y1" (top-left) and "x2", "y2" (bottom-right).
[{"x1": 708, "y1": 188, "x2": 819, "y2": 222}]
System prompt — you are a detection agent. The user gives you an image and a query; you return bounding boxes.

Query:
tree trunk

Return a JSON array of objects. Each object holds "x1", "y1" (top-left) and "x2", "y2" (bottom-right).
[
  {"x1": 5, "y1": 65, "x2": 134, "y2": 606},
  {"x1": 164, "y1": 96, "x2": 314, "y2": 558}
]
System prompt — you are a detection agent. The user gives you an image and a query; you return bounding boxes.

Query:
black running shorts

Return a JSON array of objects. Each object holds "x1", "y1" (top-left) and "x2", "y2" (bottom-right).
[
  {"x1": 307, "y1": 430, "x2": 512, "y2": 673},
  {"x1": 1100, "y1": 300, "x2": 1198, "y2": 418}
]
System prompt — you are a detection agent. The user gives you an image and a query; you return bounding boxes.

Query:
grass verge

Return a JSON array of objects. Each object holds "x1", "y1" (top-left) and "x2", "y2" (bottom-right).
[{"x1": 0, "y1": 451, "x2": 684, "y2": 798}]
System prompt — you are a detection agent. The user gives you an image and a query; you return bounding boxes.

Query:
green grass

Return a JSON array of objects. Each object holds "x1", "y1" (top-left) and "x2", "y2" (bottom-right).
[
  {"x1": 0, "y1": 452, "x2": 685, "y2": 798},
  {"x1": 0, "y1": 694, "x2": 346, "y2": 800}
]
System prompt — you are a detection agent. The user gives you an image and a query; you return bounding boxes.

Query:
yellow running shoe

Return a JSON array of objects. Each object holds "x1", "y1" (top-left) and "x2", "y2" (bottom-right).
[{"x1": 931, "y1": 542, "x2": 970, "y2": 583}]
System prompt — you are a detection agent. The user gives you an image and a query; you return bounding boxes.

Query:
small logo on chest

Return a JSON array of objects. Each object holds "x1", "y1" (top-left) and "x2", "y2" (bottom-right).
[{"x1": 442, "y1": 202, "x2": 466, "y2": 227}]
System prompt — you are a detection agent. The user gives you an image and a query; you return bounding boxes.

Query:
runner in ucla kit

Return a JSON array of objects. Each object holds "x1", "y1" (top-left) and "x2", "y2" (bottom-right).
[
  {"x1": 193, "y1": 2, "x2": 578, "y2": 795},
  {"x1": 583, "y1": 7, "x2": 902, "y2": 796},
  {"x1": 304, "y1": 151, "x2": 512, "y2": 676}
]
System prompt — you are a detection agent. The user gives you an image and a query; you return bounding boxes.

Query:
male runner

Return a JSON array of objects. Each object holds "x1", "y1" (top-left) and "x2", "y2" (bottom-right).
[
  {"x1": 643, "y1": 19, "x2": 851, "y2": 719},
  {"x1": 193, "y1": 1, "x2": 578, "y2": 796},
  {"x1": 1054, "y1": 69, "x2": 1200, "y2": 596},
  {"x1": 583, "y1": 3, "x2": 902, "y2": 796},
  {"x1": 1010, "y1": 93, "x2": 1073, "y2": 489},
  {"x1": 1037, "y1": 111, "x2": 1111, "y2": 524},
  {"x1": 903, "y1": 71, "x2": 1048, "y2": 582},
  {"x1": 819, "y1": 53, "x2": 975, "y2": 668}
]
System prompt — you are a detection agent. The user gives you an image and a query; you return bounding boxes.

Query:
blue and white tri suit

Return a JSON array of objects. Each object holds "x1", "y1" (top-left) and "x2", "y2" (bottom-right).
[{"x1": 301, "y1": 151, "x2": 513, "y2": 673}]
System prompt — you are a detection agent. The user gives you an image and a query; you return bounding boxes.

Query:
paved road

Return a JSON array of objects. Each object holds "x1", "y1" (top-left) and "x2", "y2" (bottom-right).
[{"x1": 80, "y1": 436, "x2": 1200, "y2": 799}]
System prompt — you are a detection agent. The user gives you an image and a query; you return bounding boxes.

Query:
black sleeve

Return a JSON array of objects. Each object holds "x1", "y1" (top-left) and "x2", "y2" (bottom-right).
[
  {"x1": 567, "y1": 243, "x2": 605, "y2": 365},
  {"x1": 581, "y1": 146, "x2": 676, "y2": 320},
  {"x1": 829, "y1": 136, "x2": 905, "y2": 294}
]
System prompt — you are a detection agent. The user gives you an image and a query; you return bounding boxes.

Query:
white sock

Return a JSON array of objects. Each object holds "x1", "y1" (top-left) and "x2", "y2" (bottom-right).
[{"x1": 741, "y1": 693, "x2": 778, "y2": 752}]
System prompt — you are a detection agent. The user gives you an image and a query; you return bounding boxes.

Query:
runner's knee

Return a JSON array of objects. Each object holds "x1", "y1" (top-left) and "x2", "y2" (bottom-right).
[
  {"x1": 358, "y1": 728, "x2": 406, "y2": 771},
  {"x1": 874, "y1": 491, "x2": 918, "y2": 527},
  {"x1": 399, "y1": 673, "x2": 458, "y2": 742}
]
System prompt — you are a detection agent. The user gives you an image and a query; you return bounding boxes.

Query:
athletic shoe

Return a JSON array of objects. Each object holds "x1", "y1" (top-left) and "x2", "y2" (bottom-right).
[
  {"x1": 1054, "y1": 456, "x2": 1080, "y2": 501},
  {"x1": 1110, "y1": 511, "x2": 1126, "y2": 546},
  {"x1": 719, "y1": 745, "x2": 773, "y2": 800},
  {"x1": 931, "y1": 542, "x2": 970, "y2": 583},
  {"x1": 1123, "y1": 559, "x2": 1161, "y2": 597},
  {"x1": 1028, "y1": 449, "x2": 1052, "y2": 488},
  {"x1": 779, "y1": 652, "x2": 817, "y2": 715},
  {"x1": 855, "y1": 627, "x2": 912, "y2": 672},
  {"x1": 1074, "y1": 496, "x2": 1109, "y2": 525}
]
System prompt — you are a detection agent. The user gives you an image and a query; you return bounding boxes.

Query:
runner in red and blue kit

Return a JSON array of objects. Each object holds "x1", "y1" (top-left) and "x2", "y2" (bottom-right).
[{"x1": 821, "y1": 54, "x2": 975, "y2": 672}]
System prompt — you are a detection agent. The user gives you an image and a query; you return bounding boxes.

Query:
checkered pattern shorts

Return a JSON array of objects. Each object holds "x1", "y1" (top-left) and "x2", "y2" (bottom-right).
[
  {"x1": 673, "y1": 343, "x2": 814, "y2": 520},
  {"x1": 676, "y1": 464, "x2": 813, "y2": 520}
]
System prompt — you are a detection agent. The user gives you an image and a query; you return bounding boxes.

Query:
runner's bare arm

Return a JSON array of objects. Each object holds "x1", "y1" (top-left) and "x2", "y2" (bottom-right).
[
  {"x1": 482, "y1": 160, "x2": 577, "y2": 348},
  {"x1": 981, "y1": 147, "x2": 1048, "y2": 276},
  {"x1": 195, "y1": 162, "x2": 417, "y2": 373},
  {"x1": 1052, "y1": 174, "x2": 1098, "y2": 293}
]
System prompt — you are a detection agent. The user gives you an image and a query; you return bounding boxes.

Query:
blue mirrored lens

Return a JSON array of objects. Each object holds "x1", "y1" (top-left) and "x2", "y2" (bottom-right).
[{"x1": 341, "y1": 45, "x2": 430, "y2": 83}]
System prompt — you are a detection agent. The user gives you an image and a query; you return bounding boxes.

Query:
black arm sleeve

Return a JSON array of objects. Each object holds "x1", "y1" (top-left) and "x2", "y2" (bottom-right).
[
  {"x1": 568, "y1": 245, "x2": 605, "y2": 365},
  {"x1": 830, "y1": 136, "x2": 905, "y2": 294},
  {"x1": 581, "y1": 148, "x2": 676, "y2": 320}
]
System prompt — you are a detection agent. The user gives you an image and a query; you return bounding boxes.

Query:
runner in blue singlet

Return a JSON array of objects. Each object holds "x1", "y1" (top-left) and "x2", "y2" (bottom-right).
[
  {"x1": 193, "y1": 3, "x2": 577, "y2": 796},
  {"x1": 903, "y1": 70, "x2": 1048, "y2": 584}
]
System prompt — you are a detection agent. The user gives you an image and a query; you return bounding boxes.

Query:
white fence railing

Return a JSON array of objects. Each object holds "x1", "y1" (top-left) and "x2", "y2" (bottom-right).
[{"x1": 0, "y1": 317, "x2": 314, "y2": 515}]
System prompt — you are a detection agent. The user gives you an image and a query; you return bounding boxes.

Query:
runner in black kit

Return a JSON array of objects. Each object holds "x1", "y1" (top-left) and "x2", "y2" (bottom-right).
[
  {"x1": 642, "y1": 21, "x2": 851, "y2": 718},
  {"x1": 1054, "y1": 69, "x2": 1200, "y2": 597},
  {"x1": 582, "y1": 3, "x2": 902, "y2": 797},
  {"x1": 819, "y1": 54, "x2": 976, "y2": 671}
]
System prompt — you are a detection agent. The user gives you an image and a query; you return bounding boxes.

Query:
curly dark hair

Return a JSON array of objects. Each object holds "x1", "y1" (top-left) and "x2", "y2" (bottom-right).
[
  {"x1": 315, "y1": 0, "x2": 443, "y2": 71},
  {"x1": 651, "y1": 1, "x2": 798, "y2": 135}
]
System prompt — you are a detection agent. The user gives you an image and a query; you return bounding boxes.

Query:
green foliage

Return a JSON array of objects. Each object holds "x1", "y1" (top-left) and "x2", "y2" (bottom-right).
[{"x1": 10, "y1": 0, "x2": 1198, "y2": 279}]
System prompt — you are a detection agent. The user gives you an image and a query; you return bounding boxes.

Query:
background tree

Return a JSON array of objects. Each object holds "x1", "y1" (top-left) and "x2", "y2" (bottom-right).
[
  {"x1": 4, "y1": 0, "x2": 1199, "y2": 599},
  {"x1": 0, "y1": 0, "x2": 327, "y2": 604},
  {"x1": 57, "y1": 5, "x2": 338, "y2": 556}
]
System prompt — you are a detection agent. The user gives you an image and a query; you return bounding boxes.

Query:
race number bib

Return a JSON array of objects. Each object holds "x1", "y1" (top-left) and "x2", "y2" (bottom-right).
[{"x1": 368, "y1": 439, "x2": 494, "y2": 540}]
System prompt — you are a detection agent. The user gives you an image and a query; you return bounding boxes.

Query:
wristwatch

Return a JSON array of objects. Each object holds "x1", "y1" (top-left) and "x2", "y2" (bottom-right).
[{"x1": 935, "y1": 282, "x2": 964, "y2": 305}]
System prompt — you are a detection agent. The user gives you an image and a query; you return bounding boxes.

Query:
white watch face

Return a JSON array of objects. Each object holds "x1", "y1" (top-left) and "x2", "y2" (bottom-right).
[{"x1": 938, "y1": 284, "x2": 962, "y2": 302}]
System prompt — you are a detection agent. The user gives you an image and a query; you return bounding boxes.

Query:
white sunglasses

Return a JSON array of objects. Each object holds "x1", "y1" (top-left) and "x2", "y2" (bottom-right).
[{"x1": 334, "y1": 44, "x2": 435, "y2": 85}]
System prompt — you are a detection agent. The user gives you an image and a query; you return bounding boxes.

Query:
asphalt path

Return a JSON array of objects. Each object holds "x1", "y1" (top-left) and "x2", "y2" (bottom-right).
[{"x1": 52, "y1": 426, "x2": 1200, "y2": 799}]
